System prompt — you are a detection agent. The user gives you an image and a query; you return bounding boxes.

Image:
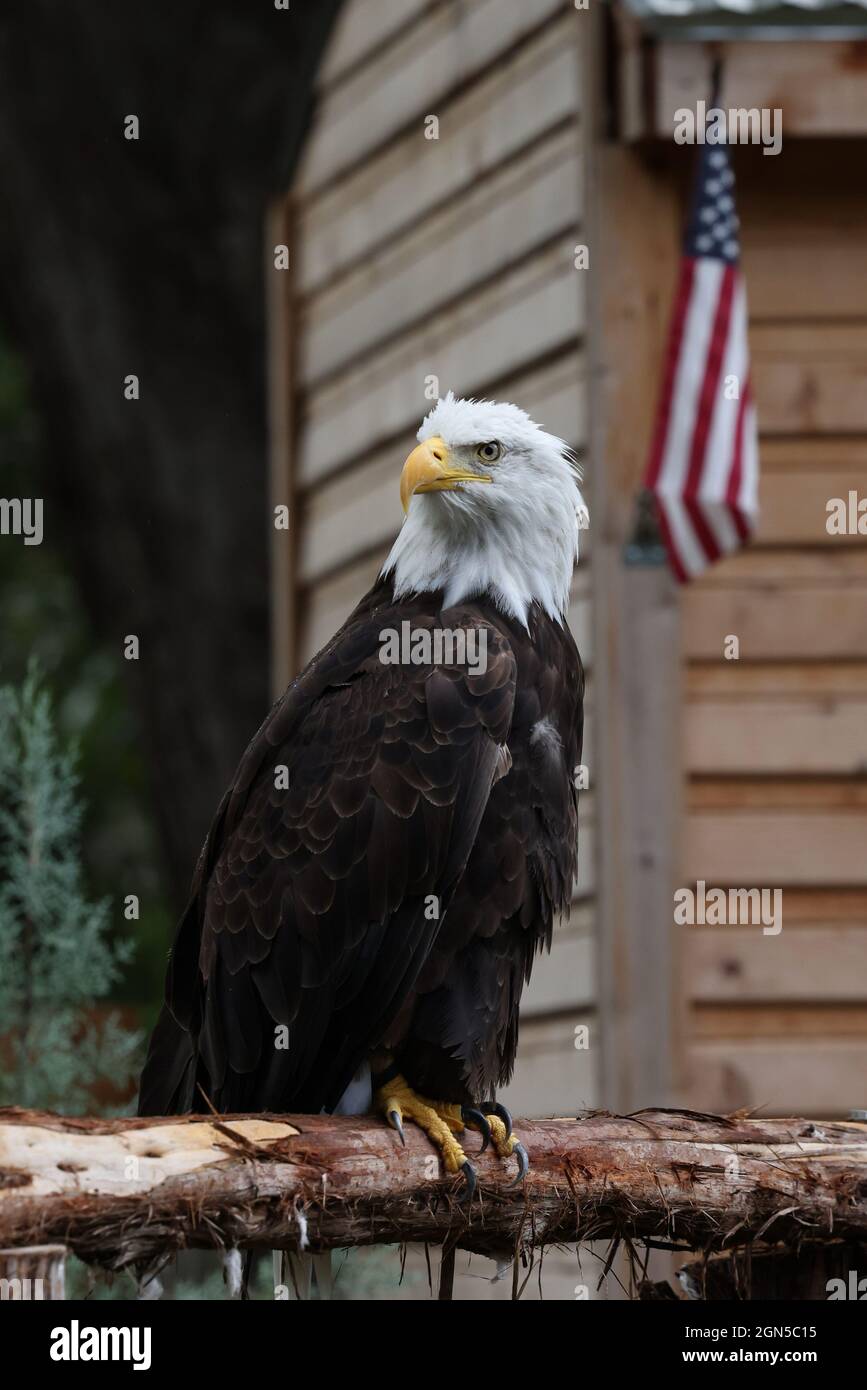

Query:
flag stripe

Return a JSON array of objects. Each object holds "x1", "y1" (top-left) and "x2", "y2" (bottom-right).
[
  {"x1": 641, "y1": 142, "x2": 759, "y2": 583},
  {"x1": 645, "y1": 259, "x2": 697, "y2": 492}
]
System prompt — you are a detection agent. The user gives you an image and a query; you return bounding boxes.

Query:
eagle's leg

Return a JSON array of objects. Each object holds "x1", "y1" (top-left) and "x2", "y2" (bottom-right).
[
  {"x1": 374, "y1": 1072, "x2": 477, "y2": 1195},
  {"x1": 480, "y1": 1101, "x2": 530, "y2": 1186}
]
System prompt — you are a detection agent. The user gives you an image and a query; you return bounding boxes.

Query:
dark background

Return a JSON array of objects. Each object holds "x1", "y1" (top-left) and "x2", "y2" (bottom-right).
[{"x1": 0, "y1": 0, "x2": 343, "y2": 1021}]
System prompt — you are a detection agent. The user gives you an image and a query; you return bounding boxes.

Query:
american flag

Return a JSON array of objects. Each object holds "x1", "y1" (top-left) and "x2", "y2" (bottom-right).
[{"x1": 643, "y1": 136, "x2": 759, "y2": 582}]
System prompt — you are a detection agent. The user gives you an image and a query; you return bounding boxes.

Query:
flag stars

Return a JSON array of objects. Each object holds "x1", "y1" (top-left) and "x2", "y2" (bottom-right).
[{"x1": 687, "y1": 149, "x2": 741, "y2": 264}]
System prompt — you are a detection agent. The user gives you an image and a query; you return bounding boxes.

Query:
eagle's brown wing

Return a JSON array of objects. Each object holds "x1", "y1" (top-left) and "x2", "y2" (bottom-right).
[
  {"x1": 138, "y1": 586, "x2": 516, "y2": 1116},
  {"x1": 390, "y1": 606, "x2": 583, "y2": 1101}
]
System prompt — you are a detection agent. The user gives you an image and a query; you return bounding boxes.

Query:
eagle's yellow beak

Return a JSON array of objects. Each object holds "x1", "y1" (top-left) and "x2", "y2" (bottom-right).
[{"x1": 399, "y1": 436, "x2": 492, "y2": 514}]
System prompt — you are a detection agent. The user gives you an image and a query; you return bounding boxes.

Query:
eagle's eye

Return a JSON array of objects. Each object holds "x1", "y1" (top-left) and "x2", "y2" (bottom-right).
[{"x1": 476, "y1": 441, "x2": 502, "y2": 464}]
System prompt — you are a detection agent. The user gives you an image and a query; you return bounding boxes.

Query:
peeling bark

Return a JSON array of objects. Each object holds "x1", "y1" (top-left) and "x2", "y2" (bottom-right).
[{"x1": 1, "y1": 1107, "x2": 865, "y2": 1272}]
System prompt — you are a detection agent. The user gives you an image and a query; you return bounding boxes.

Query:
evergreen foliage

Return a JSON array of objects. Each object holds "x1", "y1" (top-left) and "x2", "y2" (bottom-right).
[{"x1": 0, "y1": 666, "x2": 141, "y2": 1111}]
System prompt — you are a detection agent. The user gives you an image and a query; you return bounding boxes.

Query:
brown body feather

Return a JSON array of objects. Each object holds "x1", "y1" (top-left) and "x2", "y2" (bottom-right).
[{"x1": 138, "y1": 575, "x2": 583, "y2": 1115}]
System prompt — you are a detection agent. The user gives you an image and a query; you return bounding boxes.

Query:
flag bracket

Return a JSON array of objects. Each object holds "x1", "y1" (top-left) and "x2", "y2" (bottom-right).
[{"x1": 623, "y1": 488, "x2": 667, "y2": 567}]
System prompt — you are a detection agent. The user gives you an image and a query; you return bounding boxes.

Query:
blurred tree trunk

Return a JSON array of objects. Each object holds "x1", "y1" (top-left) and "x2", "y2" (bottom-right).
[{"x1": 0, "y1": 0, "x2": 343, "y2": 906}]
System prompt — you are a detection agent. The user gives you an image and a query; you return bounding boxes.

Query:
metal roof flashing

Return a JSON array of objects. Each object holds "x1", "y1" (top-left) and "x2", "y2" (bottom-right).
[{"x1": 620, "y1": 0, "x2": 867, "y2": 38}]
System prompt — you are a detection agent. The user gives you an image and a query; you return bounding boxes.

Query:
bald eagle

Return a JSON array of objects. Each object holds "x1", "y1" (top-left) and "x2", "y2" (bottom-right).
[{"x1": 139, "y1": 393, "x2": 586, "y2": 1194}]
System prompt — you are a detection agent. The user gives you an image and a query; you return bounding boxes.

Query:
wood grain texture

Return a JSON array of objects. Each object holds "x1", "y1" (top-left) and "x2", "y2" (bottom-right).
[
  {"x1": 318, "y1": 0, "x2": 434, "y2": 88},
  {"x1": 655, "y1": 42, "x2": 867, "y2": 138},
  {"x1": 300, "y1": 126, "x2": 582, "y2": 387},
  {"x1": 685, "y1": 695, "x2": 867, "y2": 775},
  {"x1": 684, "y1": 807, "x2": 867, "y2": 885},
  {"x1": 753, "y1": 324, "x2": 867, "y2": 436},
  {"x1": 299, "y1": 0, "x2": 569, "y2": 193},
  {"x1": 3, "y1": 1108, "x2": 864, "y2": 1266},
  {"x1": 683, "y1": 551, "x2": 867, "y2": 660},
  {"x1": 299, "y1": 14, "x2": 581, "y2": 293},
  {"x1": 685, "y1": 1042, "x2": 867, "y2": 1117},
  {"x1": 686, "y1": 926, "x2": 867, "y2": 1003},
  {"x1": 586, "y1": 96, "x2": 684, "y2": 1114}
]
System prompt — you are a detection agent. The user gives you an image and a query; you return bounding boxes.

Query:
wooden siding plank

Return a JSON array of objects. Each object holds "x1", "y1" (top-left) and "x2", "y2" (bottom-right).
[
  {"x1": 684, "y1": 1040, "x2": 867, "y2": 1118},
  {"x1": 753, "y1": 323, "x2": 867, "y2": 435},
  {"x1": 655, "y1": 42, "x2": 867, "y2": 140},
  {"x1": 745, "y1": 206, "x2": 867, "y2": 322},
  {"x1": 760, "y1": 438, "x2": 867, "y2": 478},
  {"x1": 683, "y1": 550, "x2": 867, "y2": 661},
  {"x1": 299, "y1": 15, "x2": 581, "y2": 293},
  {"x1": 690, "y1": 780, "x2": 867, "y2": 811},
  {"x1": 298, "y1": 247, "x2": 584, "y2": 485},
  {"x1": 318, "y1": 0, "x2": 434, "y2": 88},
  {"x1": 684, "y1": 809, "x2": 867, "y2": 886},
  {"x1": 748, "y1": 889, "x2": 867, "y2": 924},
  {"x1": 684, "y1": 588, "x2": 867, "y2": 660},
  {"x1": 299, "y1": 0, "x2": 569, "y2": 194},
  {"x1": 685, "y1": 697, "x2": 867, "y2": 776},
  {"x1": 759, "y1": 469, "x2": 867, "y2": 549},
  {"x1": 687, "y1": 549, "x2": 867, "y2": 587},
  {"x1": 301, "y1": 127, "x2": 581, "y2": 386},
  {"x1": 733, "y1": 141, "x2": 867, "y2": 319},
  {"x1": 687, "y1": 663, "x2": 867, "y2": 699},
  {"x1": 686, "y1": 926, "x2": 867, "y2": 1004},
  {"x1": 695, "y1": 1004, "x2": 867, "y2": 1037}
]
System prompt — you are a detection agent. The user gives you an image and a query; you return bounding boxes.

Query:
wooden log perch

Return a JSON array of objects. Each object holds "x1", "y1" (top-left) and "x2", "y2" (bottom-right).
[{"x1": 1, "y1": 1107, "x2": 866, "y2": 1272}]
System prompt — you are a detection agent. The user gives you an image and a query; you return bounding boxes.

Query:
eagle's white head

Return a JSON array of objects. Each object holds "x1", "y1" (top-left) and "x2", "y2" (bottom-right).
[{"x1": 382, "y1": 392, "x2": 588, "y2": 626}]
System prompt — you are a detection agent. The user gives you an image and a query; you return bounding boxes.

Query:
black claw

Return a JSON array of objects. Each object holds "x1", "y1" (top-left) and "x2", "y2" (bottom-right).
[
  {"x1": 480, "y1": 1100, "x2": 513, "y2": 1137},
  {"x1": 459, "y1": 1159, "x2": 477, "y2": 1203},
  {"x1": 506, "y1": 1141, "x2": 529, "y2": 1187},
  {"x1": 387, "y1": 1108, "x2": 406, "y2": 1145},
  {"x1": 461, "y1": 1106, "x2": 492, "y2": 1152}
]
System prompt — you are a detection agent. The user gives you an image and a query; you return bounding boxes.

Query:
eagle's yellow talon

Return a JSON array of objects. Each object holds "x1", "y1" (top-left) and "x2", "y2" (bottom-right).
[
  {"x1": 481, "y1": 1108, "x2": 528, "y2": 1182},
  {"x1": 486, "y1": 1112, "x2": 517, "y2": 1158},
  {"x1": 376, "y1": 1074, "x2": 468, "y2": 1174}
]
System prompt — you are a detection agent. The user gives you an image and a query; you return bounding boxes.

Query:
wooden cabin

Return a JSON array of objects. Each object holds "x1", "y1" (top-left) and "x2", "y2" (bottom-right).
[{"x1": 268, "y1": 0, "x2": 867, "y2": 1159}]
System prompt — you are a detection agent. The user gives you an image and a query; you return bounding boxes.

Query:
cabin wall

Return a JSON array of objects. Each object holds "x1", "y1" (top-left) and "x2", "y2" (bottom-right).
[
  {"x1": 680, "y1": 139, "x2": 867, "y2": 1117},
  {"x1": 277, "y1": 0, "x2": 596, "y2": 1124},
  {"x1": 593, "y1": 30, "x2": 867, "y2": 1121}
]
